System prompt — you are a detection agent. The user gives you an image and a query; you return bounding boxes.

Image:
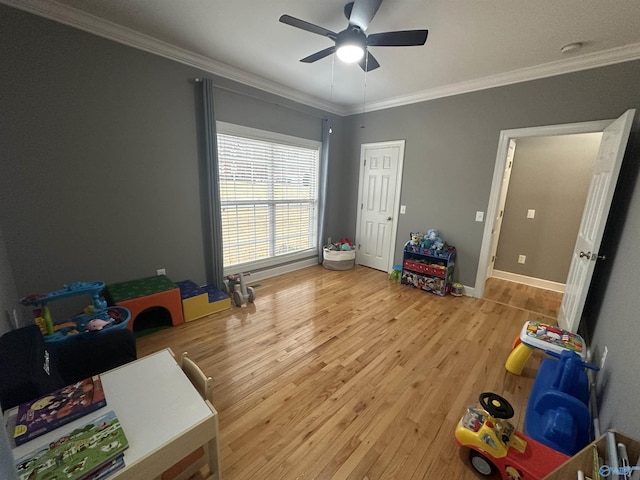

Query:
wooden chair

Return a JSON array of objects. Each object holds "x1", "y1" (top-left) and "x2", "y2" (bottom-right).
[{"x1": 161, "y1": 352, "x2": 222, "y2": 480}]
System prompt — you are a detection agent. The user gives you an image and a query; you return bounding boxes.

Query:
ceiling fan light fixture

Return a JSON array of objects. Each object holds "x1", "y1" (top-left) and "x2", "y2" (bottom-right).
[{"x1": 336, "y1": 44, "x2": 364, "y2": 63}]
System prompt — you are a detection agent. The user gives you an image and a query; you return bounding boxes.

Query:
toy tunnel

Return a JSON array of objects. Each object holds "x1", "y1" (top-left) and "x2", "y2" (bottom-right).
[{"x1": 131, "y1": 306, "x2": 173, "y2": 336}]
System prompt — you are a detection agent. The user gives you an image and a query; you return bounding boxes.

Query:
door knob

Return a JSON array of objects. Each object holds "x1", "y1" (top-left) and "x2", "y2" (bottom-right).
[
  {"x1": 387, "y1": 216, "x2": 392, "y2": 221},
  {"x1": 579, "y1": 251, "x2": 591, "y2": 259}
]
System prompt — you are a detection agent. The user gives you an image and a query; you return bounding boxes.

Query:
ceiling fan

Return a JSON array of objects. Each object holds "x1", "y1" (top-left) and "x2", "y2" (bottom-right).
[{"x1": 279, "y1": 0, "x2": 428, "y2": 72}]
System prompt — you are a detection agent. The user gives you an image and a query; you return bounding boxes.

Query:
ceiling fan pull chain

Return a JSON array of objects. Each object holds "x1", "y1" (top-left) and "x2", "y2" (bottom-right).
[{"x1": 361, "y1": 56, "x2": 368, "y2": 128}]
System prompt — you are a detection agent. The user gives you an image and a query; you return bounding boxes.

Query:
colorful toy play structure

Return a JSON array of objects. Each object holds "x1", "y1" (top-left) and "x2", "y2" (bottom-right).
[
  {"x1": 19, "y1": 281, "x2": 130, "y2": 342},
  {"x1": 176, "y1": 280, "x2": 231, "y2": 322},
  {"x1": 505, "y1": 320, "x2": 586, "y2": 375},
  {"x1": 455, "y1": 392, "x2": 569, "y2": 479},
  {"x1": 105, "y1": 275, "x2": 184, "y2": 331}
]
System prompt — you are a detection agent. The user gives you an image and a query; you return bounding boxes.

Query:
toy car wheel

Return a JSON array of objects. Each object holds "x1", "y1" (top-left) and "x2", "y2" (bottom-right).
[
  {"x1": 247, "y1": 286, "x2": 256, "y2": 303},
  {"x1": 469, "y1": 451, "x2": 496, "y2": 476},
  {"x1": 232, "y1": 291, "x2": 242, "y2": 307}
]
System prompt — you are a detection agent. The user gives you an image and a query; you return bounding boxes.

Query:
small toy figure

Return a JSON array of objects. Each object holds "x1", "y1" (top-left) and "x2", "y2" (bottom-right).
[{"x1": 86, "y1": 318, "x2": 113, "y2": 331}]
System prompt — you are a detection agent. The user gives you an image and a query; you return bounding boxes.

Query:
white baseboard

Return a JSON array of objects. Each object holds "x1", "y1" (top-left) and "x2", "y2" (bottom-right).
[
  {"x1": 492, "y1": 270, "x2": 565, "y2": 293},
  {"x1": 244, "y1": 257, "x2": 319, "y2": 284}
]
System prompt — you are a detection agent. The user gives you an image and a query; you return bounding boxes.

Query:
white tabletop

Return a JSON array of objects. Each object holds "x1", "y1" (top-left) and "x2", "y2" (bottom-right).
[{"x1": 6, "y1": 348, "x2": 217, "y2": 478}]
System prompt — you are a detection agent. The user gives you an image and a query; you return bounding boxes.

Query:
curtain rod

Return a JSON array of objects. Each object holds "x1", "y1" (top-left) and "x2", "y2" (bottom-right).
[{"x1": 193, "y1": 77, "x2": 329, "y2": 122}]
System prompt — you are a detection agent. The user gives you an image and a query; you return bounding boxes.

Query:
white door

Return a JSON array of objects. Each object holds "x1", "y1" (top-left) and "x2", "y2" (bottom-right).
[
  {"x1": 558, "y1": 109, "x2": 635, "y2": 332},
  {"x1": 355, "y1": 141, "x2": 405, "y2": 272},
  {"x1": 487, "y1": 139, "x2": 516, "y2": 278}
]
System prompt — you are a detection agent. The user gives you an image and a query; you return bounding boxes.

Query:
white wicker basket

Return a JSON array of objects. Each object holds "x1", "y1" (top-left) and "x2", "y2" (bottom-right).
[{"x1": 322, "y1": 247, "x2": 355, "y2": 270}]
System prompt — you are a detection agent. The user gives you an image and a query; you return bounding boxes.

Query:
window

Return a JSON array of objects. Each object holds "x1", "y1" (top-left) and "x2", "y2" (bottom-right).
[{"x1": 217, "y1": 123, "x2": 320, "y2": 271}]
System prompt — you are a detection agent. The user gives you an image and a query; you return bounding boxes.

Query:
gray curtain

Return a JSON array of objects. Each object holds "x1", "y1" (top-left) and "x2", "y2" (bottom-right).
[
  {"x1": 317, "y1": 119, "x2": 331, "y2": 262},
  {"x1": 199, "y1": 78, "x2": 224, "y2": 289}
]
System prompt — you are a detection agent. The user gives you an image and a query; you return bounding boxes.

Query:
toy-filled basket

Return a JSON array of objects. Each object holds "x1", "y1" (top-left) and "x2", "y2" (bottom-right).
[{"x1": 323, "y1": 247, "x2": 356, "y2": 270}]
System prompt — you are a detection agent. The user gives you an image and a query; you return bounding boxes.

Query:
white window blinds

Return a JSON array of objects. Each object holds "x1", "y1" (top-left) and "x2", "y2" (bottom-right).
[{"x1": 217, "y1": 124, "x2": 320, "y2": 270}]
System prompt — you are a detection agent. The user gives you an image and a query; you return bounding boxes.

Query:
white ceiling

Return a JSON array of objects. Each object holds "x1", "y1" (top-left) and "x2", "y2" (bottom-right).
[{"x1": 5, "y1": 0, "x2": 640, "y2": 115}]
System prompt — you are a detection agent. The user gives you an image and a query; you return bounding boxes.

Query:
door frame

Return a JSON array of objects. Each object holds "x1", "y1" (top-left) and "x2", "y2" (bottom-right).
[
  {"x1": 354, "y1": 139, "x2": 405, "y2": 273},
  {"x1": 474, "y1": 119, "x2": 612, "y2": 299}
]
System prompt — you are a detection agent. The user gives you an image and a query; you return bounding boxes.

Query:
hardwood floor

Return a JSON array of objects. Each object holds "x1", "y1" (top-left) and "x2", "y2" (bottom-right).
[
  {"x1": 137, "y1": 265, "x2": 550, "y2": 479},
  {"x1": 483, "y1": 277, "x2": 562, "y2": 321}
]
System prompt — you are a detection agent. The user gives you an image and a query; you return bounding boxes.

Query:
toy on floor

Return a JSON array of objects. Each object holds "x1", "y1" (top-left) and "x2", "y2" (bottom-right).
[
  {"x1": 389, "y1": 264, "x2": 402, "y2": 283},
  {"x1": 505, "y1": 320, "x2": 586, "y2": 375},
  {"x1": 455, "y1": 392, "x2": 569, "y2": 479},
  {"x1": 223, "y1": 273, "x2": 256, "y2": 308},
  {"x1": 524, "y1": 350, "x2": 597, "y2": 456}
]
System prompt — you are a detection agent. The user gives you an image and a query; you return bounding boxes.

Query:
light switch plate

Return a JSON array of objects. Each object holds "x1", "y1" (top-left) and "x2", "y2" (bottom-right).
[
  {"x1": 475, "y1": 211, "x2": 484, "y2": 222},
  {"x1": 527, "y1": 209, "x2": 536, "y2": 219},
  {"x1": 400, "y1": 205, "x2": 406, "y2": 214}
]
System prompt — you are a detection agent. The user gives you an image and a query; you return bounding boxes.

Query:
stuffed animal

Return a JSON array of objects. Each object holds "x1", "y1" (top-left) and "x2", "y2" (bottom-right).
[
  {"x1": 410, "y1": 232, "x2": 423, "y2": 246},
  {"x1": 426, "y1": 228, "x2": 445, "y2": 251},
  {"x1": 86, "y1": 318, "x2": 113, "y2": 331}
]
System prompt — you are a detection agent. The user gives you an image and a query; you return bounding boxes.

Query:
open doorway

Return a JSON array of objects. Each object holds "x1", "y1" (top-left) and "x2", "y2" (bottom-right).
[
  {"x1": 475, "y1": 111, "x2": 635, "y2": 332},
  {"x1": 490, "y1": 134, "x2": 602, "y2": 288}
]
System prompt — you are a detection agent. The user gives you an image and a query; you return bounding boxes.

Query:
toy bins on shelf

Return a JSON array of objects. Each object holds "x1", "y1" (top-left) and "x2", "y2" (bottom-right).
[
  {"x1": 323, "y1": 239, "x2": 355, "y2": 270},
  {"x1": 401, "y1": 240, "x2": 456, "y2": 296},
  {"x1": 19, "y1": 282, "x2": 131, "y2": 343}
]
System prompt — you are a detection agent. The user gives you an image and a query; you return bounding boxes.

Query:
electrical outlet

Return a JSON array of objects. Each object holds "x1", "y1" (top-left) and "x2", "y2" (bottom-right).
[
  {"x1": 600, "y1": 346, "x2": 608, "y2": 369},
  {"x1": 518, "y1": 255, "x2": 526, "y2": 264},
  {"x1": 157, "y1": 268, "x2": 166, "y2": 276}
]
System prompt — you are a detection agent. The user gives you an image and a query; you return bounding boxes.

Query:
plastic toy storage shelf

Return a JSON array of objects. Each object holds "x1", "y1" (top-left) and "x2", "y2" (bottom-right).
[{"x1": 401, "y1": 241, "x2": 456, "y2": 296}]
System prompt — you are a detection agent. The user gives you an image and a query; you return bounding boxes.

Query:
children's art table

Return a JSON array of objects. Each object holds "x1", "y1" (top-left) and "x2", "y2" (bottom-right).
[{"x1": 504, "y1": 320, "x2": 586, "y2": 375}]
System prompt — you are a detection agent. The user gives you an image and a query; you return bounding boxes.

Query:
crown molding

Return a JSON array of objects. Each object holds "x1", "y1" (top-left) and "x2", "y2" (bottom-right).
[
  {"x1": 1, "y1": 0, "x2": 349, "y2": 116},
  {"x1": 3, "y1": 0, "x2": 639, "y2": 118},
  {"x1": 351, "y1": 42, "x2": 640, "y2": 115}
]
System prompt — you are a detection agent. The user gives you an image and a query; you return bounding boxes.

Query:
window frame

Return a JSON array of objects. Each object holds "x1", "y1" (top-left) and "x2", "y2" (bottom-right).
[{"x1": 216, "y1": 122, "x2": 321, "y2": 274}]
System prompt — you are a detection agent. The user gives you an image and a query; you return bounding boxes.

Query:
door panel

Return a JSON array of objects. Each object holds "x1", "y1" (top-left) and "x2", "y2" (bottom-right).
[
  {"x1": 558, "y1": 109, "x2": 635, "y2": 332},
  {"x1": 356, "y1": 142, "x2": 404, "y2": 272}
]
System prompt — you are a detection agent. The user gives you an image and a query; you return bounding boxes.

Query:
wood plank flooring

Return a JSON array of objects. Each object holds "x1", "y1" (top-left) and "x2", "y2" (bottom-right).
[
  {"x1": 136, "y1": 265, "x2": 550, "y2": 479},
  {"x1": 483, "y1": 277, "x2": 562, "y2": 321}
]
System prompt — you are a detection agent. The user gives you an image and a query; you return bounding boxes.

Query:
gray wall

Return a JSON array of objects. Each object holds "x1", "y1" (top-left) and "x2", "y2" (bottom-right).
[
  {"x1": 2, "y1": 3, "x2": 640, "y2": 440},
  {"x1": 494, "y1": 134, "x2": 600, "y2": 283},
  {"x1": 0, "y1": 5, "x2": 340, "y2": 320},
  {"x1": 339, "y1": 62, "x2": 640, "y2": 289},
  {"x1": 0, "y1": 229, "x2": 22, "y2": 335}
]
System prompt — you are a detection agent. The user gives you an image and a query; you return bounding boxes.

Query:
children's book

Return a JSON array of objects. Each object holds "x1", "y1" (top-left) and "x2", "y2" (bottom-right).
[
  {"x1": 13, "y1": 375, "x2": 107, "y2": 446},
  {"x1": 15, "y1": 410, "x2": 128, "y2": 480}
]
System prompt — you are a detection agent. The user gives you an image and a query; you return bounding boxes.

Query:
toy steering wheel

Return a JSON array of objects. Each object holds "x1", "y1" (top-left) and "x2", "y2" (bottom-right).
[{"x1": 479, "y1": 392, "x2": 514, "y2": 419}]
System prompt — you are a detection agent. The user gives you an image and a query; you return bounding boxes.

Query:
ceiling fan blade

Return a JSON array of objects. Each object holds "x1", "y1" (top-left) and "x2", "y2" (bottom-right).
[
  {"x1": 358, "y1": 51, "x2": 380, "y2": 72},
  {"x1": 348, "y1": 0, "x2": 383, "y2": 31},
  {"x1": 279, "y1": 14, "x2": 337, "y2": 39},
  {"x1": 367, "y1": 29, "x2": 429, "y2": 47},
  {"x1": 301, "y1": 46, "x2": 336, "y2": 63}
]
